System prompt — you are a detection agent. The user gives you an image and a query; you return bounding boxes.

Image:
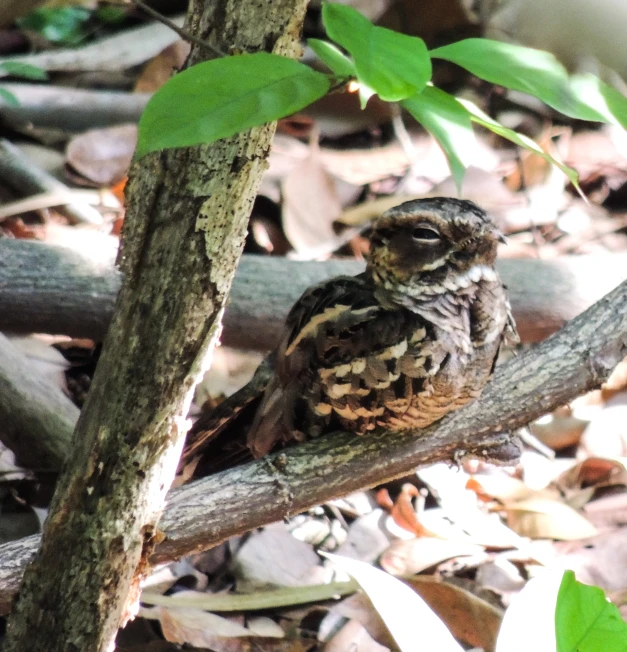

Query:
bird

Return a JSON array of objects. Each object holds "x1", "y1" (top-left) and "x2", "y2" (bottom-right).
[{"x1": 181, "y1": 197, "x2": 518, "y2": 473}]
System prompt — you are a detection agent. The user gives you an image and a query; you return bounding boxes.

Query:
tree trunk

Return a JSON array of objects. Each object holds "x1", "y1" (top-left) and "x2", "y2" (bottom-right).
[{"x1": 2, "y1": 1, "x2": 308, "y2": 650}]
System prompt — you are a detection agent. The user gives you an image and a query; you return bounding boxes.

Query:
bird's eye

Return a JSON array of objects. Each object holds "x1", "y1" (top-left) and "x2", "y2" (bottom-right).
[{"x1": 411, "y1": 227, "x2": 440, "y2": 242}]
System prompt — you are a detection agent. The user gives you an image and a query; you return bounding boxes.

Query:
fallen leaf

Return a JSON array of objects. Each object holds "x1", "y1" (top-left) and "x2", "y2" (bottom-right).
[
  {"x1": 322, "y1": 552, "x2": 464, "y2": 652},
  {"x1": 407, "y1": 576, "x2": 503, "y2": 651},
  {"x1": 504, "y1": 497, "x2": 598, "y2": 540},
  {"x1": 66, "y1": 123, "x2": 137, "y2": 185},
  {"x1": 380, "y1": 537, "x2": 485, "y2": 575}
]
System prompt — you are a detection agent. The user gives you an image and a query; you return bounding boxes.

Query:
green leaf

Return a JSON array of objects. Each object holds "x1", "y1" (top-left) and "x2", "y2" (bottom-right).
[
  {"x1": 307, "y1": 38, "x2": 356, "y2": 79},
  {"x1": 402, "y1": 86, "x2": 475, "y2": 191},
  {"x1": 431, "y1": 38, "x2": 610, "y2": 123},
  {"x1": 322, "y1": 2, "x2": 431, "y2": 102},
  {"x1": 137, "y1": 53, "x2": 330, "y2": 158},
  {"x1": 17, "y1": 6, "x2": 91, "y2": 46},
  {"x1": 0, "y1": 88, "x2": 19, "y2": 107},
  {"x1": 569, "y1": 73, "x2": 627, "y2": 129},
  {"x1": 556, "y1": 570, "x2": 627, "y2": 652},
  {"x1": 457, "y1": 97, "x2": 580, "y2": 188},
  {"x1": 0, "y1": 62, "x2": 48, "y2": 81}
]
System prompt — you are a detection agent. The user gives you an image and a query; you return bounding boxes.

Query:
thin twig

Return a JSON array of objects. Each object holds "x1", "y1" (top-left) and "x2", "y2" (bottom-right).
[{"x1": 130, "y1": 0, "x2": 227, "y2": 58}]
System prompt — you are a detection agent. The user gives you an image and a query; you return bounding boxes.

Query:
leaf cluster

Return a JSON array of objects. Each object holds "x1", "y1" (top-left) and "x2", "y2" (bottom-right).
[{"x1": 136, "y1": 3, "x2": 627, "y2": 188}]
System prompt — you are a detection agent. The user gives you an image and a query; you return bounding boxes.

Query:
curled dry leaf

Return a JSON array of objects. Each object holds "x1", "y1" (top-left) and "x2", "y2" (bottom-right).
[
  {"x1": 406, "y1": 576, "x2": 503, "y2": 651},
  {"x1": 503, "y1": 497, "x2": 598, "y2": 540},
  {"x1": 322, "y1": 552, "x2": 464, "y2": 652},
  {"x1": 66, "y1": 124, "x2": 137, "y2": 186},
  {"x1": 380, "y1": 537, "x2": 485, "y2": 576},
  {"x1": 232, "y1": 522, "x2": 326, "y2": 592}
]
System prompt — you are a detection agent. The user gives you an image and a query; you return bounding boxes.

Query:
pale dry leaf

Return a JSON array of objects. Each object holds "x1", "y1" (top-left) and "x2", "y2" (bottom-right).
[
  {"x1": 418, "y1": 464, "x2": 527, "y2": 548},
  {"x1": 335, "y1": 509, "x2": 395, "y2": 563},
  {"x1": 475, "y1": 558, "x2": 526, "y2": 594},
  {"x1": 338, "y1": 195, "x2": 420, "y2": 227},
  {"x1": 380, "y1": 537, "x2": 485, "y2": 576},
  {"x1": 66, "y1": 124, "x2": 137, "y2": 186},
  {"x1": 322, "y1": 619, "x2": 390, "y2": 652},
  {"x1": 323, "y1": 552, "x2": 464, "y2": 652},
  {"x1": 322, "y1": 592, "x2": 395, "y2": 648},
  {"x1": 579, "y1": 393, "x2": 627, "y2": 459},
  {"x1": 156, "y1": 606, "x2": 251, "y2": 645},
  {"x1": 504, "y1": 497, "x2": 598, "y2": 540},
  {"x1": 246, "y1": 616, "x2": 284, "y2": 638},
  {"x1": 554, "y1": 529, "x2": 627, "y2": 591},
  {"x1": 281, "y1": 138, "x2": 343, "y2": 254},
  {"x1": 529, "y1": 413, "x2": 589, "y2": 450},
  {"x1": 584, "y1": 491, "x2": 627, "y2": 528},
  {"x1": 233, "y1": 522, "x2": 326, "y2": 591}
]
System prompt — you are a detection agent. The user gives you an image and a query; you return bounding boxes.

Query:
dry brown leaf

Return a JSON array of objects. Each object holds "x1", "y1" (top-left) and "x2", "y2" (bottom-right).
[
  {"x1": 555, "y1": 457, "x2": 627, "y2": 494},
  {"x1": 135, "y1": 40, "x2": 191, "y2": 93},
  {"x1": 504, "y1": 497, "x2": 598, "y2": 540},
  {"x1": 406, "y1": 576, "x2": 503, "y2": 651},
  {"x1": 156, "y1": 606, "x2": 251, "y2": 645},
  {"x1": 66, "y1": 124, "x2": 137, "y2": 186},
  {"x1": 529, "y1": 414, "x2": 589, "y2": 450}
]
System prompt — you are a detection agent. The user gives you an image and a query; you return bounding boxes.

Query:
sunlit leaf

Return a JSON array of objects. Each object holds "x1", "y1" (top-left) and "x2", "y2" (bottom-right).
[
  {"x1": 323, "y1": 3, "x2": 431, "y2": 102},
  {"x1": 137, "y1": 53, "x2": 330, "y2": 158},
  {"x1": 556, "y1": 571, "x2": 627, "y2": 652},
  {"x1": 569, "y1": 73, "x2": 627, "y2": 129},
  {"x1": 307, "y1": 38, "x2": 355, "y2": 79},
  {"x1": 457, "y1": 98, "x2": 580, "y2": 190},
  {"x1": 323, "y1": 552, "x2": 463, "y2": 652},
  {"x1": 402, "y1": 86, "x2": 475, "y2": 191},
  {"x1": 431, "y1": 38, "x2": 610, "y2": 123}
]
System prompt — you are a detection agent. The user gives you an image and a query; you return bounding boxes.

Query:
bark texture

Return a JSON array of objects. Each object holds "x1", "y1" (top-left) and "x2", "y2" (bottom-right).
[
  {"x1": 0, "y1": 239, "x2": 625, "y2": 346},
  {"x1": 2, "y1": 1, "x2": 308, "y2": 650},
  {"x1": 0, "y1": 277, "x2": 624, "y2": 616}
]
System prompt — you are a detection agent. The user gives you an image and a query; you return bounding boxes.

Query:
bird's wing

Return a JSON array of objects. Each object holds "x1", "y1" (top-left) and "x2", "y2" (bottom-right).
[{"x1": 247, "y1": 276, "x2": 423, "y2": 457}]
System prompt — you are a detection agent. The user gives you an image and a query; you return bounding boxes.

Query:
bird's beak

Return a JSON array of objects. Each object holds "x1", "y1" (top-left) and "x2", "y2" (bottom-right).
[{"x1": 491, "y1": 228, "x2": 507, "y2": 244}]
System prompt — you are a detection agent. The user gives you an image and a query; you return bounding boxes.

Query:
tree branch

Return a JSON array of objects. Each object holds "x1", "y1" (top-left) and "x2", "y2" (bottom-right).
[
  {"x1": 1, "y1": 239, "x2": 625, "y2": 345},
  {"x1": 0, "y1": 276, "x2": 624, "y2": 616}
]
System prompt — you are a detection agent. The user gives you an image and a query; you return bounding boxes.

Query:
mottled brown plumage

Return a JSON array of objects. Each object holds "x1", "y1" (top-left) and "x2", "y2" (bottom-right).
[{"x1": 183, "y1": 197, "x2": 517, "y2": 470}]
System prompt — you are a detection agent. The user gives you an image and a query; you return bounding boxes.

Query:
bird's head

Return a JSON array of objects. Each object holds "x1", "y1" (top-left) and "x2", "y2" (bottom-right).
[{"x1": 365, "y1": 197, "x2": 504, "y2": 291}]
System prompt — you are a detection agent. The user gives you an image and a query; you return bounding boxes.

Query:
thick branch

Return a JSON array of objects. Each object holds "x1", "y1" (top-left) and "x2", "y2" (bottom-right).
[
  {"x1": 0, "y1": 277, "x2": 624, "y2": 616},
  {"x1": 1, "y1": 239, "x2": 625, "y2": 345}
]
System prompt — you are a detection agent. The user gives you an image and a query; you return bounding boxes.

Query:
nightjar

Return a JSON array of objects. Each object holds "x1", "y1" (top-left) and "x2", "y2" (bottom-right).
[{"x1": 183, "y1": 197, "x2": 517, "y2": 469}]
